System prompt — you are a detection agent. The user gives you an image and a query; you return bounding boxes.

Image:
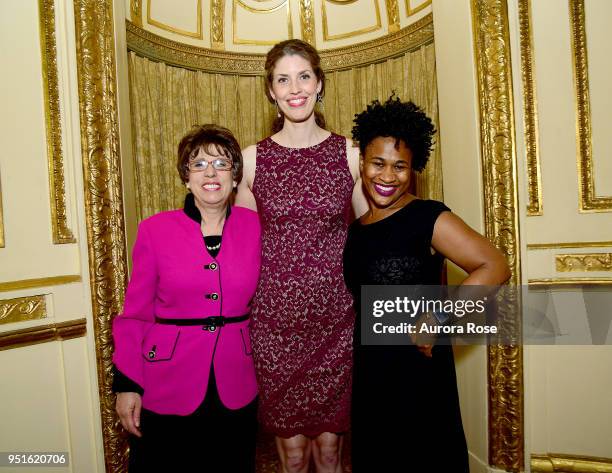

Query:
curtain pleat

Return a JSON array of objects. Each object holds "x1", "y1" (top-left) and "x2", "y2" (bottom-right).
[{"x1": 128, "y1": 42, "x2": 442, "y2": 221}]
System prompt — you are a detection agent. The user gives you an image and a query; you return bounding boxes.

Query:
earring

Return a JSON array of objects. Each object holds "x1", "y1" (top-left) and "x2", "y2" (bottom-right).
[
  {"x1": 275, "y1": 99, "x2": 281, "y2": 118},
  {"x1": 316, "y1": 93, "x2": 324, "y2": 112},
  {"x1": 186, "y1": 183, "x2": 191, "y2": 190}
]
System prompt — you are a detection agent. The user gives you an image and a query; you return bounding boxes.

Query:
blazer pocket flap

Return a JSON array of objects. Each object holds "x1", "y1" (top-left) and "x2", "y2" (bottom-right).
[{"x1": 142, "y1": 325, "x2": 180, "y2": 362}]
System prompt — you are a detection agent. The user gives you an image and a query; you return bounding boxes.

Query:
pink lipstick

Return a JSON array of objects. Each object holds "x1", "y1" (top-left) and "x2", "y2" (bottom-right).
[{"x1": 374, "y1": 183, "x2": 397, "y2": 197}]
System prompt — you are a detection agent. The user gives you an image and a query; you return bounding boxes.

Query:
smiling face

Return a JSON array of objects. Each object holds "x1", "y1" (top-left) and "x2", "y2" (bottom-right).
[
  {"x1": 269, "y1": 54, "x2": 322, "y2": 125},
  {"x1": 187, "y1": 146, "x2": 235, "y2": 212},
  {"x1": 361, "y1": 136, "x2": 414, "y2": 211}
]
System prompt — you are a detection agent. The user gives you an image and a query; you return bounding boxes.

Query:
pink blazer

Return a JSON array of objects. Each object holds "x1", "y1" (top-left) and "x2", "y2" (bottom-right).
[{"x1": 112, "y1": 206, "x2": 261, "y2": 415}]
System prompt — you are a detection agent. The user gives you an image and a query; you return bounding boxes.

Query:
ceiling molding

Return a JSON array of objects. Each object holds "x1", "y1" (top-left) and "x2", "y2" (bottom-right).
[{"x1": 126, "y1": 13, "x2": 433, "y2": 74}]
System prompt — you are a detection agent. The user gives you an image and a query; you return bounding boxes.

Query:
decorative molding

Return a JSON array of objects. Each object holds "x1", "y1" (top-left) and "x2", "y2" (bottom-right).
[
  {"x1": 322, "y1": 0, "x2": 382, "y2": 41},
  {"x1": 130, "y1": 0, "x2": 142, "y2": 27},
  {"x1": 0, "y1": 170, "x2": 4, "y2": 248},
  {"x1": 529, "y1": 277, "x2": 612, "y2": 287},
  {"x1": 528, "y1": 241, "x2": 612, "y2": 250},
  {"x1": 232, "y1": 0, "x2": 292, "y2": 46},
  {"x1": 518, "y1": 0, "x2": 542, "y2": 216},
  {"x1": 386, "y1": 0, "x2": 400, "y2": 33},
  {"x1": 0, "y1": 275, "x2": 81, "y2": 292},
  {"x1": 471, "y1": 0, "x2": 524, "y2": 471},
  {"x1": 0, "y1": 318, "x2": 86, "y2": 351},
  {"x1": 570, "y1": 0, "x2": 612, "y2": 212},
  {"x1": 0, "y1": 295, "x2": 47, "y2": 325},
  {"x1": 73, "y1": 1, "x2": 128, "y2": 471},
  {"x1": 406, "y1": 0, "x2": 431, "y2": 16},
  {"x1": 210, "y1": 0, "x2": 225, "y2": 49},
  {"x1": 146, "y1": 0, "x2": 203, "y2": 39},
  {"x1": 39, "y1": 0, "x2": 76, "y2": 244},
  {"x1": 126, "y1": 14, "x2": 433, "y2": 73},
  {"x1": 556, "y1": 253, "x2": 612, "y2": 272},
  {"x1": 320, "y1": 14, "x2": 432, "y2": 69},
  {"x1": 127, "y1": 19, "x2": 265, "y2": 73},
  {"x1": 532, "y1": 453, "x2": 612, "y2": 472},
  {"x1": 299, "y1": 0, "x2": 315, "y2": 44}
]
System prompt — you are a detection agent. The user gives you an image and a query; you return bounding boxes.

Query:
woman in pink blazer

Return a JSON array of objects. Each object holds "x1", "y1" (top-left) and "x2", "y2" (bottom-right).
[{"x1": 112, "y1": 124, "x2": 261, "y2": 472}]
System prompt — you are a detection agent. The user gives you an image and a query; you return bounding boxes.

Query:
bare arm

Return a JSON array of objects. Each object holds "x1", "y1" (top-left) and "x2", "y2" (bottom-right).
[
  {"x1": 432, "y1": 212, "x2": 511, "y2": 285},
  {"x1": 346, "y1": 138, "x2": 368, "y2": 218},
  {"x1": 235, "y1": 144, "x2": 258, "y2": 211}
]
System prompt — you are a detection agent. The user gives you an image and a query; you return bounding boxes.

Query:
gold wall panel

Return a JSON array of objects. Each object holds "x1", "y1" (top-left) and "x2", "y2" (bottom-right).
[
  {"x1": 0, "y1": 318, "x2": 86, "y2": 351},
  {"x1": 532, "y1": 453, "x2": 612, "y2": 473},
  {"x1": 39, "y1": 0, "x2": 76, "y2": 244},
  {"x1": 0, "y1": 295, "x2": 47, "y2": 325},
  {"x1": 130, "y1": 0, "x2": 143, "y2": 26},
  {"x1": 518, "y1": 0, "x2": 542, "y2": 216},
  {"x1": 471, "y1": 0, "x2": 524, "y2": 470},
  {"x1": 211, "y1": 0, "x2": 225, "y2": 49},
  {"x1": 73, "y1": 0, "x2": 128, "y2": 470},
  {"x1": 146, "y1": 0, "x2": 203, "y2": 39},
  {"x1": 556, "y1": 253, "x2": 612, "y2": 272},
  {"x1": 299, "y1": 0, "x2": 315, "y2": 44},
  {"x1": 406, "y1": 0, "x2": 431, "y2": 16},
  {"x1": 386, "y1": 0, "x2": 400, "y2": 33},
  {"x1": 0, "y1": 275, "x2": 81, "y2": 293},
  {"x1": 126, "y1": 14, "x2": 433, "y2": 73},
  {"x1": 570, "y1": 0, "x2": 612, "y2": 212},
  {"x1": 322, "y1": 0, "x2": 382, "y2": 41},
  {"x1": 232, "y1": 0, "x2": 293, "y2": 46}
]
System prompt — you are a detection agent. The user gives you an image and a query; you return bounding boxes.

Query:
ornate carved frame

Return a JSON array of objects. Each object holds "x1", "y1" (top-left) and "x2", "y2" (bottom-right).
[
  {"x1": 73, "y1": 1, "x2": 128, "y2": 471},
  {"x1": 472, "y1": 0, "x2": 523, "y2": 471},
  {"x1": 78, "y1": 1, "x2": 523, "y2": 470}
]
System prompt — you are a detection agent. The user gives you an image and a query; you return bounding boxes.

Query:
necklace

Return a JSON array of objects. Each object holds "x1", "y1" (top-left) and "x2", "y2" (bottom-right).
[{"x1": 206, "y1": 241, "x2": 221, "y2": 251}]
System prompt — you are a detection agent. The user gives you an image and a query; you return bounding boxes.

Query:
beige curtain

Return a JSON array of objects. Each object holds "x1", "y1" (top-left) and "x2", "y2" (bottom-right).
[{"x1": 128, "y1": 43, "x2": 441, "y2": 221}]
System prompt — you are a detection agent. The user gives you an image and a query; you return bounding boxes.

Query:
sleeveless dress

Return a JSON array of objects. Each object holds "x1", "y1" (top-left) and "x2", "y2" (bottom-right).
[
  {"x1": 251, "y1": 133, "x2": 355, "y2": 438},
  {"x1": 343, "y1": 199, "x2": 469, "y2": 472}
]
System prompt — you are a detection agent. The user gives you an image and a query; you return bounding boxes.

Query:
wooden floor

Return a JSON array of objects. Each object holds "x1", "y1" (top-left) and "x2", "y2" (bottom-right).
[{"x1": 256, "y1": 431, "x2": 353, "y2": 473}]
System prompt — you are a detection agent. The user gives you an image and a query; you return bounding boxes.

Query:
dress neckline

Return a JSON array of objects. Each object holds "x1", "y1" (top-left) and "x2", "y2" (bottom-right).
[
  {"x1": 357, "y1": 198, "x2": 421, "y2": 227},
  {"x1": 267, "y1": 132, "x2": 334, "y2": 150}
]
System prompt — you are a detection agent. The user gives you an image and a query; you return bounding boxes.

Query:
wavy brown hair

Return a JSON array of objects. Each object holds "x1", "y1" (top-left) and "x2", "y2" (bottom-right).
[{"x1": 264, "y1": 39, "x2": 326, "y2": 133}]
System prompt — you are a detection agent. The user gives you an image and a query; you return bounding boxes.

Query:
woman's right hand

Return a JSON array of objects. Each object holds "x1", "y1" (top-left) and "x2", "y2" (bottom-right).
[{"x1": 116, "y1": 392, "x2": 143, "y2": 437}]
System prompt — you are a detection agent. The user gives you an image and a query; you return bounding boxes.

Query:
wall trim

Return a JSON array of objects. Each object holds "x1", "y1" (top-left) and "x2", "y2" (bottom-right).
[
  {"x1": 126, "y1": 13, "x2": 434, "y2": 74},
  {"x1": 556, "y1": 253, "x2": 612, "y2": 272},
  {"x1": 471, "y1": 0, "x2": 524, "y2": 470},
  {"x1": 0, "y1": 318, "x2": 86, "y2": 351},
  {"x1": 0, "y1": 295, "x2": 47, "y2": 325},
  {"x1": 528, "y1": 241, "x2": 612, "y2": 250},
  {"x1": 73, "y1": 0, "x2": 128, "y2": 471},
  {"x1": 531, "y1": 453, "x2": 612, "y2": 472},
  {"x1": 570, "y1": 0, "x2": 612, "y2": 212},
  {"x1": 39, "y1": 0, "x2": 76, "y2": 244},
  {"x1": 528, "y1": 277, "x2": 612, "y2": 287},
  {"x1": 0, "y1": 275, "x2": 82, "y2": 292},
  {"x1": 518, "y1": 0, "x2": 542, "y2": 216}
]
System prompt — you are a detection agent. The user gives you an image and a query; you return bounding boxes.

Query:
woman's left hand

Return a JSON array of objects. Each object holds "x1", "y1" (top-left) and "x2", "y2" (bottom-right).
[{"x1": 116, "y1": 392, "x2": 143, "y2": 437}]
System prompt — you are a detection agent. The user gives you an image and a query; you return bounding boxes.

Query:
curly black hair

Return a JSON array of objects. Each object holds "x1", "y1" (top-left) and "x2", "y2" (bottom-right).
[{"x1": 351, "y1": 94, "x2": 436, "y2": 172}]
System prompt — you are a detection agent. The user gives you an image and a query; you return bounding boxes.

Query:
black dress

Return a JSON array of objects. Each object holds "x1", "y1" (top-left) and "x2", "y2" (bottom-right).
[{"x1": 343, "y1": 199, "x2": 469, "y2": 472}]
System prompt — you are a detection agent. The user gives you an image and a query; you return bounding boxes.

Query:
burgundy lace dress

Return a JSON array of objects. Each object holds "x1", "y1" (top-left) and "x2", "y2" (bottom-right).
[{"x1": 250, "y1": 133, "x2": 355, "y2": 438}]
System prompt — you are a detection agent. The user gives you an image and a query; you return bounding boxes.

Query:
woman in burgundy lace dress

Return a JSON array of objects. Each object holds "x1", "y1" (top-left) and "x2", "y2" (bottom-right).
[{"x1": 236, "y1": 40, "x2": 366, "y2": 473}]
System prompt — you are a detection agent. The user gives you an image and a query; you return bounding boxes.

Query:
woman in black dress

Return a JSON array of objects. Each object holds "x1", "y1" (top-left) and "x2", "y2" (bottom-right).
[{"x1": 344, "y1": 95, "x2": 511, "y2": 472}]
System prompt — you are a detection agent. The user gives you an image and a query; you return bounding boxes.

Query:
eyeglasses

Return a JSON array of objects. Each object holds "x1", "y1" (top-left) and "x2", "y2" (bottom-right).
[{"x1": 188, "y1": 158, "x2": 233, "y2": 172}]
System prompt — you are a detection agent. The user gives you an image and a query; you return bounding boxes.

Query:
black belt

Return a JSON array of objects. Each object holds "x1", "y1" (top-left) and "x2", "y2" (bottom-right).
[{"x1": 155, "y1": 314, "x2": 249, "y2": 332}]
